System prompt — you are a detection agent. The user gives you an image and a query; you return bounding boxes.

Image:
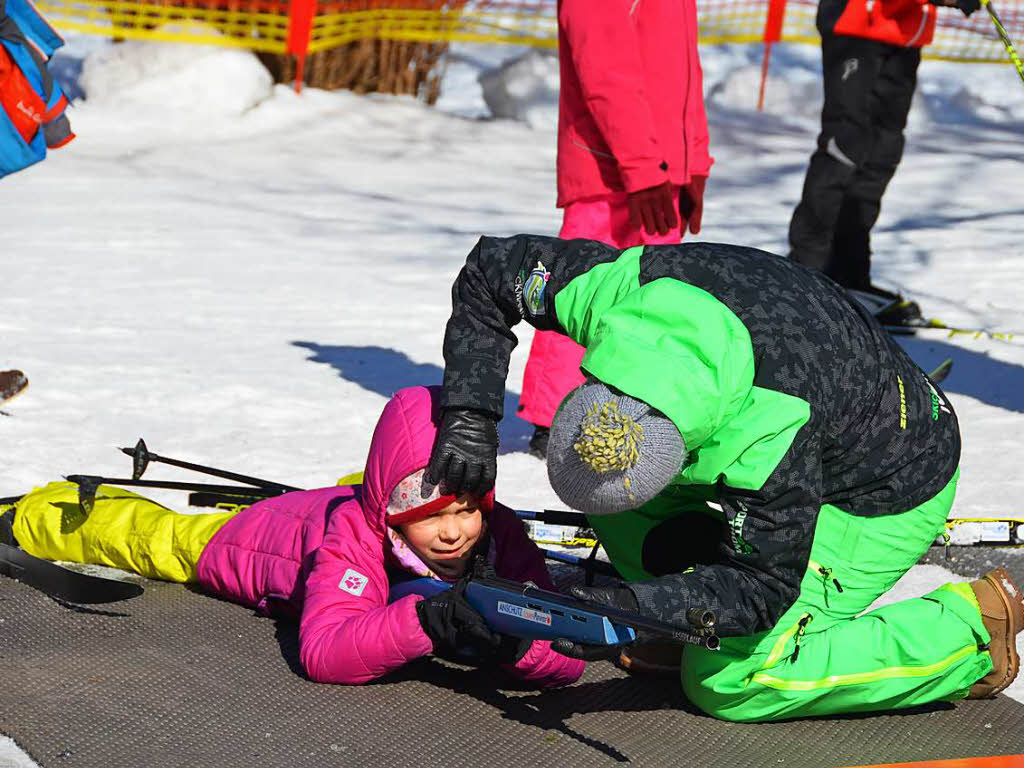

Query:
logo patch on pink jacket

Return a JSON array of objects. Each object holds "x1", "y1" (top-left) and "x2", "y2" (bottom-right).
[{"x1": 339, "y1": 569, "x2": 368, "y2": 596}]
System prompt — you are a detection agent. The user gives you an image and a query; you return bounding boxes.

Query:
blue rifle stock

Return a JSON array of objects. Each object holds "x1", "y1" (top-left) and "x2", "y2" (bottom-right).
[{"x1": 389, "y1": 576, "x2": 719, "y2": 650}]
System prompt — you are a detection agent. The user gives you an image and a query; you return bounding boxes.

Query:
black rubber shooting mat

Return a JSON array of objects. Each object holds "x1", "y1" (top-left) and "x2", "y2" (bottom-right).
[{"x1": 3, "y1": 571, "x2": 1024, "y2": 768}]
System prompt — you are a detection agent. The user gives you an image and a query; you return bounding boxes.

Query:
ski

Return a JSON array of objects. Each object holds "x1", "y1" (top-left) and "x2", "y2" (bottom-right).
[
  {"x1": 847, "y1": 288, "x2": 1017, "y2": 343},
  {"x1": 0, "y1": 542, "x2": 143, "y2": 603},
  {"x1": 0, "y1": 507, "x2": 143, "y2": 603},
  {"x1": 935, "y1": 517, "x2": 1024, "y2": 547},
  {"x1": 0, "y1": 369, "x2": 27, "y2": 402},
  {"x1": 884, "y1": 319, "x2": 1016, "y2": 343}
]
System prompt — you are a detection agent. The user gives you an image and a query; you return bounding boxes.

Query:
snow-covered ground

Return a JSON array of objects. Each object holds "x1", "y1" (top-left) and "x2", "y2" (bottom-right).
[{"x1": 2, "y1": 32, "x2": 1024, "y2": 765}]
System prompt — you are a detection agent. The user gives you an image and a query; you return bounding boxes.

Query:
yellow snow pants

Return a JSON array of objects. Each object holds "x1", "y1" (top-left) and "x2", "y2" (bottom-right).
[{"x1": 9, "y1": 481, "x2": 237, "y2": 582}]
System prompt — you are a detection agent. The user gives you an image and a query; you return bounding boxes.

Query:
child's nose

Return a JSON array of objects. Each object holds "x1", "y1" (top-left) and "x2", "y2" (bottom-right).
[{"x1": 439, "y1": 516, "x2": 460, "y2": 542}]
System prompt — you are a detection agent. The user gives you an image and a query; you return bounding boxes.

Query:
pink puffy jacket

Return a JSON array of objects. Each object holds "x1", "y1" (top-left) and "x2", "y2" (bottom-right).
[
  {"x1": 195, "y1": 386, "x2": 584, "y2": 687},
  {"x1": 556, "y1": 0, "x2": 712, "y2": 207}
]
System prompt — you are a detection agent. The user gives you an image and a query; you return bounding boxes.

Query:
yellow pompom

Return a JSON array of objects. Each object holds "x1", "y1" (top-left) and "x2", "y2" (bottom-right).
[{"x1": 572, "y1": 398, "x2": 645, "y2": 474}]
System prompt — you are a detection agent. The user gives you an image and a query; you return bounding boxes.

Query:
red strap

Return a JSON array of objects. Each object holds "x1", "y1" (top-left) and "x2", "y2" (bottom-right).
[{"x1": 43, "y1": 93, "x2": 68, "y2": 122}]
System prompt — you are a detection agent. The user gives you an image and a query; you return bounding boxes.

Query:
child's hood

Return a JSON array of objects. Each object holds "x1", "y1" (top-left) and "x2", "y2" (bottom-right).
[{"x1": 360, "y1": 385, "x2": 443, "y2": 535}]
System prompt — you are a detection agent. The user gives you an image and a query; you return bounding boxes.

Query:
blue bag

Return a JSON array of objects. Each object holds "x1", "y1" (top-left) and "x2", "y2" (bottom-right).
[{"x1": 0, "y1": 0, "x2": 73, "y2": 178}]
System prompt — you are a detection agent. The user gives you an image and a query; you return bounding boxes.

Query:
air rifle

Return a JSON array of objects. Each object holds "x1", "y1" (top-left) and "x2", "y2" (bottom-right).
[{"x1": 389, "y1": 575, "x2": 719, "y2": 651}]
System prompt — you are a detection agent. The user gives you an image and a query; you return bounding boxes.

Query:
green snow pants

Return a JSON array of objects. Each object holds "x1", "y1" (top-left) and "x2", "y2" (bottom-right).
[{"x1": 588, "y1": 469, "x2": 995, "y2": 722}]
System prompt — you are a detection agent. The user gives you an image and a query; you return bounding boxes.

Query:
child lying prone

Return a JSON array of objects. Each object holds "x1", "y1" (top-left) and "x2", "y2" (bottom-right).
[{"x1": 4, "y1": 385, "x2": 584, "y2": 687}]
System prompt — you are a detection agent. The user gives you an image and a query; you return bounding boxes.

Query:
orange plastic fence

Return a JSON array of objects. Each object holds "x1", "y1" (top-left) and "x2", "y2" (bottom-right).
[{"x1": 32, "y1": 0, "x2": 1024, "y2": 88}]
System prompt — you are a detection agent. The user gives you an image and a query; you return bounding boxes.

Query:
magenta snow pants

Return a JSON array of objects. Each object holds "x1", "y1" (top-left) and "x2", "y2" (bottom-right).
[{"x1": 517, "y1": 190, "x2": 684, "y2": 427}]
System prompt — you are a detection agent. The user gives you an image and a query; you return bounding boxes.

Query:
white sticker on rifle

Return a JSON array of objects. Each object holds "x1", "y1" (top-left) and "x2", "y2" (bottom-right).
[{"x1": 497, "y1": 600, "x2": 552, "y2": 626}]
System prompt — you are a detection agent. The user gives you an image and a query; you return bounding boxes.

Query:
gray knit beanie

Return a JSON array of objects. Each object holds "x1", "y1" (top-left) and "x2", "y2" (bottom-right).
[{"x1": 547, "y1": 380, "x2": 686, "y2": 515}]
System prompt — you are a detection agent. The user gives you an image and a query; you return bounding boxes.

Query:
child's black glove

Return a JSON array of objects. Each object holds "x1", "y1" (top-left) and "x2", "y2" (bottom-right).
[
  {"x1": 426, "y1": 407, "x2": 499, "y2": 496},
  {"x1": 550, "y1": 584, "x2": 645, "y2": 661},
  {"x1": 416, "y1": 578, "x2": 502, "y2": 655}
]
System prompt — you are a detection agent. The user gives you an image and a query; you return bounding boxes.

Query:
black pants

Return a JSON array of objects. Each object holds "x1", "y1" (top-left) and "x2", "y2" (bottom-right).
[{"x1": 788, "y1": 32, "x2": 920, "y2": 290}]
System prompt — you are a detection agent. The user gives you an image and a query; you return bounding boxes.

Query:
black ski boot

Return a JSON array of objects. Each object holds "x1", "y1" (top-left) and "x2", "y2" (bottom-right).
[
  {"x1": 529, "y1": 426, "x2": 550, "y2": 460},
  {"x1": 848, "y1": 285, "x2": 923, "y2": 327}
]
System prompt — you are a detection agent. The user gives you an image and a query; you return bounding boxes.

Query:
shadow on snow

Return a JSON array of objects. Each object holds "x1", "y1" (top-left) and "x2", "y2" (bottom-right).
[
  {"x1": 292, "y1": 342, "x2": 533, "y2": 453},
  {"x1": 898, "y1": 336, "x2": 1024, "y2": 414}
]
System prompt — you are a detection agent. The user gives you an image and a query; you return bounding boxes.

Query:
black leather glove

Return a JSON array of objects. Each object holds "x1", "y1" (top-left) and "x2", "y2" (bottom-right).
[
  {"x1": 550, "y1": 584, "x2": 645, "y2": 661},
  {"x1": 416, "y1": 578, "x2": 502, "y2": 654},
  {"x1": 426, "y1": 407, "x2": 499, "y2": 496}
]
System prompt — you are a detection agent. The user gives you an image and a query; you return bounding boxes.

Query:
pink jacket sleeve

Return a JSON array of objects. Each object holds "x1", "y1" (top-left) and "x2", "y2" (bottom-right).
[
  {"x1": 298, "y1": 509, "x2": 432, "y2": 685},
  {"x1": 490, "y1": 505, "x2": 586, "y2": 688},
  {"x1": 682, "y1": 0, "x2": 713, "y2": 179},
  {"x1": 559, "y1": 0, "x2": 668, "y2": 194}
]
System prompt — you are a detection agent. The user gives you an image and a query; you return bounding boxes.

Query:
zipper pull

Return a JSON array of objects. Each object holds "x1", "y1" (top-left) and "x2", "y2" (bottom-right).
[
  {"x1": 943, "y1": 531, "x2": 951, "y2": 561},
  {"x1": 817, "y1": 565, "x2": 844, "y2": 593},
  {"x1": 791, "y1": 614, "x2": 812, "y2": 662}
]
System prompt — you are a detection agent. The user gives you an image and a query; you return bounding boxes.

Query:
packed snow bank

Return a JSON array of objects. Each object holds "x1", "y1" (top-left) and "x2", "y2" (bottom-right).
[
  {"x1": 479, "y1": 49, "x2": 559, "y2": 129},
  {"x1": 80, "y1": 26, "x2": 273, "y2": 119},
  {"x1": 917, "y1": 59, "x2": 1024, "y2": 124},
  {"x1": 470, "y1": 41, "x2": 1024, "y2": 129}
]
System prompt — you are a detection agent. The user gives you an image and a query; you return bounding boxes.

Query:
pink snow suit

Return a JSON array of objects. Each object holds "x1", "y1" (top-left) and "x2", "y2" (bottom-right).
[
  {"x1": 195, "y1": 386, "x2": 584, "y2": 687},
  {"x1": 518, "y1": 0, "x2": 714, "y2": 429}
]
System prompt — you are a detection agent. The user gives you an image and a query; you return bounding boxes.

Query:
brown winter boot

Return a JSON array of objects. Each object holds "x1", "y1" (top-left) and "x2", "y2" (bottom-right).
[{"x1": 968, "y1": 567, "x2": 1024, "y2": 698}]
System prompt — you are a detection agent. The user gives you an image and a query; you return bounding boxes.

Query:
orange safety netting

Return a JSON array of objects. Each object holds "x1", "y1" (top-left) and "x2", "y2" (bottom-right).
[{"x1": 31, "y1": 0, "x2": 1024, "y2": 75}]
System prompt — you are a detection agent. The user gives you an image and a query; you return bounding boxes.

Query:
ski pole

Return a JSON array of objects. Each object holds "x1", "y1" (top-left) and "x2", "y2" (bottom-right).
[
  {"x1": 65, "y1": 474, "x2": 281, "y2": 514},
  {"x1": 120, "y1": 438, "x2": 301, "y2": 493},
  {"x1": 981, "y1": 0, "x2": 1024, "y2": 86}
]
